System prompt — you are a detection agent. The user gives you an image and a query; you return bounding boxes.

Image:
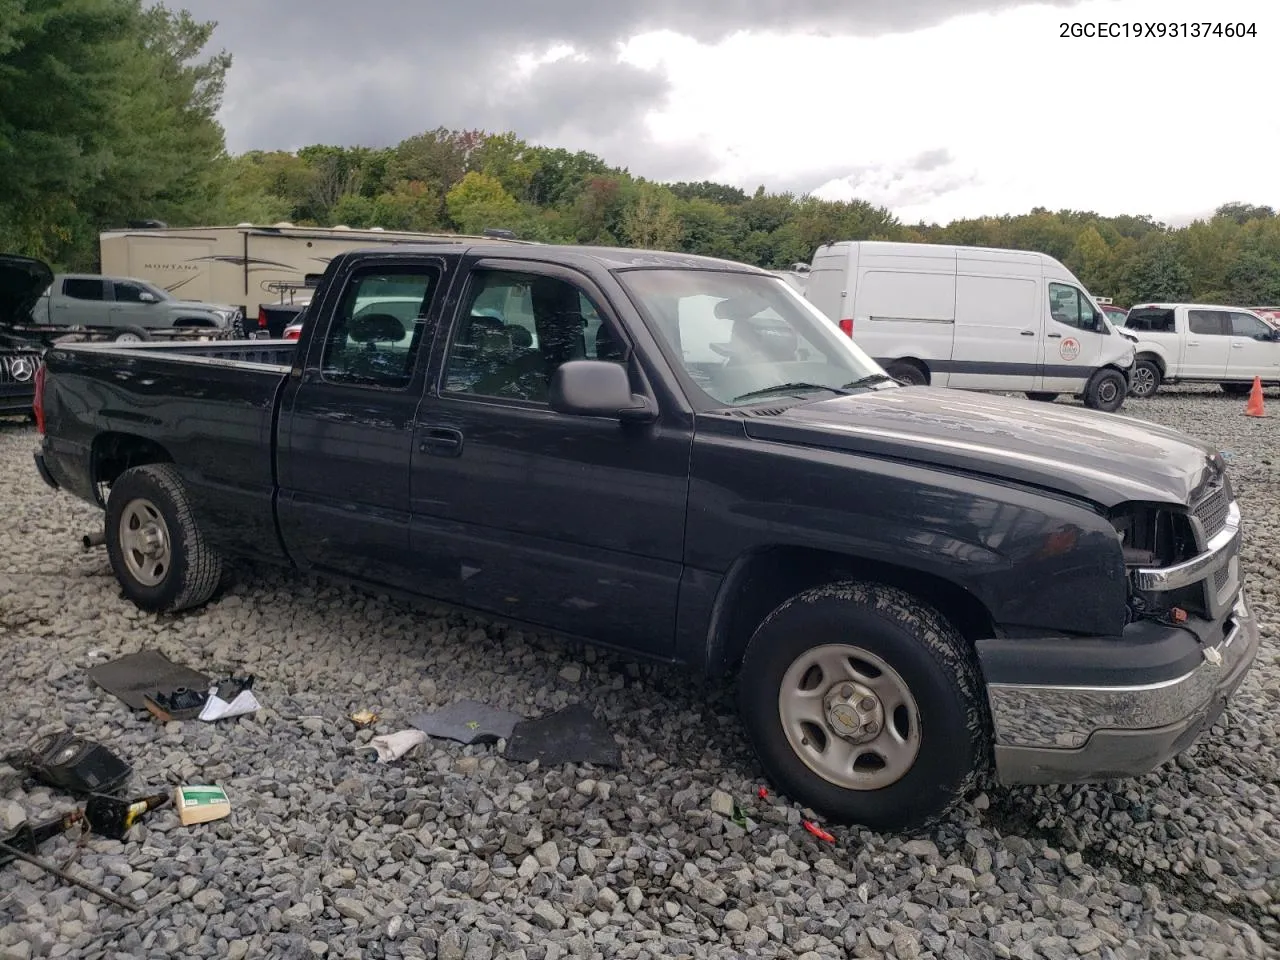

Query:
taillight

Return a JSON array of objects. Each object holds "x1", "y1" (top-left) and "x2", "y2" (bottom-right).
[
  {"x1": 257, "y1": 307, "x2": 267, "y2": 329},
  {"x1": 33, "y1": 362, "x2": 46, "y2": 434},
  {"x1": 838, "y1": 318, "x2": 854, "y2": 337}
]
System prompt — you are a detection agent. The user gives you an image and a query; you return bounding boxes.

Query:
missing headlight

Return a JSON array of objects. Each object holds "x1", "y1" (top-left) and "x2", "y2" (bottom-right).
[{"x1": 1110, "y1": 504, "x2": 1197, "y2": 569}]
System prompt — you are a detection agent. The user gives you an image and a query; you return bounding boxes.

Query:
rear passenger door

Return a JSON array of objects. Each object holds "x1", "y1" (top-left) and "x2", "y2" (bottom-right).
[
  {"x1": 55, "y1": 278, "x2": 108, "y2": 327},
  {"x1": 276, "y1": 255, "x2": 452, "y2": 591},
  {"x1": 408, "y1": 257, "x2": 691, "y2": 658},
  {"x1": 1183, "y1": 309, "x2": 1231, "y2": 379}
]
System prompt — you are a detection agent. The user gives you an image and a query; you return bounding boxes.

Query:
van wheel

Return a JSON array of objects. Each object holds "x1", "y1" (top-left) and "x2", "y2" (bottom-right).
[
  {"x1": 1130, "y1": 359, "x2": 1161, "y2": 398},
  {"x1": 885, "y1": 362, "x2": 927, "y2": 387},
  {"x1": 1083, "y1": 368, "x2": 1127, "y2": 412},
  {"x1": 738, "y1": 581, "x2": 990, "y2": 833},
  {"x1": 105, "y1": 463, "x2": 225, "y2": 613},
  {"x1": 1025, "y1": 392, "x2": 1058, "y2": 403}
]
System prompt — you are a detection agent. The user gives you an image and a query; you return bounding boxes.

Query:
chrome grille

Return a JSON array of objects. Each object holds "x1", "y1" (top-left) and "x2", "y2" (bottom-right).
[
  {"x1": 1214, "y1": 565, "x2": 1231, "y2": 592},
  {"x1": 0, "y1": 351, "x2": 41, "y2": 385},
  {"x1": 1194, "y1": 484, "x2": 1230, "y2": 540}
]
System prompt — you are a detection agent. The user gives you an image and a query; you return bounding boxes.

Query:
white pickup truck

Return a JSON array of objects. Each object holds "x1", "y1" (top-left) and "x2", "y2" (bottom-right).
[{"x1": 1121, "y1": 302, "x2": 1280, "y2": 398}]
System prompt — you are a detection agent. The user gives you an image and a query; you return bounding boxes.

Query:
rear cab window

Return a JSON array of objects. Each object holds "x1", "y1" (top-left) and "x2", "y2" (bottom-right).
[
  {"x1": 1123, "y1": 308, "x2": 1176, "y2": 333},
  {"x1": 318, "y1": 267, "x2": 440, "y2": 389}
]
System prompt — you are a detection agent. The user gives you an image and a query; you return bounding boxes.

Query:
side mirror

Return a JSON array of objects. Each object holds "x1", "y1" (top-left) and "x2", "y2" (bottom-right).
[
  {"x1": 138, "y1": 292, "x2": 158, "y2": 303},
  {"x1": 549, "y1": 360, "x2": 656, "y2": 423}
]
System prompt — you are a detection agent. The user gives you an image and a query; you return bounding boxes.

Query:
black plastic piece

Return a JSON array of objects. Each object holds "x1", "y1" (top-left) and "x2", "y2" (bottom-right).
[
  {"x1": 6, "y1": 732, "x2": 132, "y2": 796},
  {"x1": 975, "y1": 617, "x2": 1215, "y2": 687}
]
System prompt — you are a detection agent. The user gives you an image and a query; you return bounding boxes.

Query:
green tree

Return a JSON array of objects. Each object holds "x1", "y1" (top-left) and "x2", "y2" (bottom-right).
[
  {"x1": 445, "y1": 171, "x2": 522, "y2": 235},
  {"x1": 621, "y1": 183, "x2": 682, "y2": 250}
]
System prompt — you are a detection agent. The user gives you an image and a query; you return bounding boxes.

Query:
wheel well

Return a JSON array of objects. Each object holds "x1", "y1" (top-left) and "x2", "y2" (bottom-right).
[
  {"x1": 91, "y1": 433, "x2": 173, "y2": 502},
  {"x1": 173, "y1": 317, "x2": 217, "y2": 328},
  {"x1": 1135, "y1": 352, "x2": 1165, "y2": 375},
  {"x1": 885, "y1": 357, "x2": 930, "y2": 384},
  {"x1": 709, "y1": 546, "x2": 996, "y2": 677}
]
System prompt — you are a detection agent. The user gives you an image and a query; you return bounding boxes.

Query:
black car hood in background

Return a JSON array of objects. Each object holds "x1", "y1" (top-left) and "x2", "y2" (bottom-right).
[
  {"x1": 0, "y1": 253, "x2": 53, "y2": 327},
  {"x1": 741, "y1": 386, "x2": 1218, "y2": 508}
]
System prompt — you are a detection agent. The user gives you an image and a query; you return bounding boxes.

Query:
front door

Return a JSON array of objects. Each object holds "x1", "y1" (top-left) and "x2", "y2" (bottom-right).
[
  {"x1": 1037, "y1": 281, "x2": 1105, "y2": 393},
  {"x1": 276, "y1": 254, "x2": 453, "y2": 590},
  {"x1": 408, "y1": 258, "x2": 691, "y2": 658},
  {"x1": 1226, "y1": 310, "x2": 1280, "y2": 382},
  {"x1": 1183, "y1": 309, "x2": 1232, "y2": 380},
  {"x1": 108, "y1": 280, "x2": 160, "y2": 329}
]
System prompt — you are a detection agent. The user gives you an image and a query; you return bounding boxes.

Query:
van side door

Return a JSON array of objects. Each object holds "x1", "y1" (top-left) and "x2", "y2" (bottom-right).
[
  {"x1": 949, "y1": 268, "x2": 1037, "y2": 390},
  {"x1": 275, "y1": 253, "x2": 456, "y2": 591},
  {"x1": 1036, "y1": 281, "x2": 1105, "y2": 393}
]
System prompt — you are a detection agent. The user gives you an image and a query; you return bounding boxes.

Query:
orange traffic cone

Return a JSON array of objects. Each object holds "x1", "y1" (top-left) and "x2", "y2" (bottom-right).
[{"x1": 1245, "y1": 377, "x2": 1266, "y2": 417}]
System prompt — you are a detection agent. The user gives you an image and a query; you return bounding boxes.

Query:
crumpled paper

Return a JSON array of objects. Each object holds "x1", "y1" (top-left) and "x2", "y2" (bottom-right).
[
  {"x1": 364, "y1": 729, "x2": 428, "y2": 763},
  {"x1": 198, "y1": 688, "x2": 261, "y2": 722}
]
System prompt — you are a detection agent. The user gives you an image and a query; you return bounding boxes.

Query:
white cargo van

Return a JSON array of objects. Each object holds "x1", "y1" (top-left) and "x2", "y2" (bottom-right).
[{"x1": 802, "y1": 241, "x2": 1137, "y2": 412}]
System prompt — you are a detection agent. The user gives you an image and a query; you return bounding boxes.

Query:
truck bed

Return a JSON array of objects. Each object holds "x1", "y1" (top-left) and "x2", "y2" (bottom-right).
[{"x1": 38, "y1": 339, "x2": 298, "y2": 564}]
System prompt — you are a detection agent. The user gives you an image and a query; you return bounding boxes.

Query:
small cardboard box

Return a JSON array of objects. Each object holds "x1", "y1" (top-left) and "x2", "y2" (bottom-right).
[{"x1": 173, "y1": 785, "x2": 230, "y2": 826}]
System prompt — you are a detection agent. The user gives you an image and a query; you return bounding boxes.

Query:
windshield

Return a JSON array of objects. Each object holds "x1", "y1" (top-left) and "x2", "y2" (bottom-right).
[{"x1": 617, "y1": 269, "x2": 891, "y2": 407}]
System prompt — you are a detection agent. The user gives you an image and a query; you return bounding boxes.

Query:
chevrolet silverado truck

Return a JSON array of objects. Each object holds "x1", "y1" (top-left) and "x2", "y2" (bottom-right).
[{"x1": 30, "y1": 243, "x2": 1260, "y2": 832}]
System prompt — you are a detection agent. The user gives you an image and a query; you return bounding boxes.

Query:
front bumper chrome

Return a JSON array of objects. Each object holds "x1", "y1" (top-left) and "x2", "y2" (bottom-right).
[{"x1": 989, "y1": 591, "x2": 1260, "y2": 785}]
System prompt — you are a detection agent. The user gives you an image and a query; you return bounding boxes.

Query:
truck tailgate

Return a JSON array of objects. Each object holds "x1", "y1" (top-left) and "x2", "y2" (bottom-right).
[{"x1": 39, "y1": 341, "x2": 295, "y2": 564}]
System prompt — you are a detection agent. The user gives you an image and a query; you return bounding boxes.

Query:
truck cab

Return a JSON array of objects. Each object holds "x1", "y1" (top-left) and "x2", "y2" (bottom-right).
[{"x1": 1123, "y1": 303, "x2": 1280, "y2": 398}]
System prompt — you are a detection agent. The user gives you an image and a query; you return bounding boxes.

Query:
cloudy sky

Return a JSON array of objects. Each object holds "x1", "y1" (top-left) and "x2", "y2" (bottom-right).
[{"x1": 178, "y1": 0, "x2": 1274, "y2": 226}]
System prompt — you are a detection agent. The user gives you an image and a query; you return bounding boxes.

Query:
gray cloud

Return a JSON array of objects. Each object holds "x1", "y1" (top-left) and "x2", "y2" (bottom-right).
[
  {"x1": 176, "y1": 0, "x2": 1085, "y2": 186},
  {"x1": 911, "y1": 148, "x2": 953, "y2": 172}
]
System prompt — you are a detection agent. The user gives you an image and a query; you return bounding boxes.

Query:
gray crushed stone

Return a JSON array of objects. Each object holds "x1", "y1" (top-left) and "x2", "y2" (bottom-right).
[{"x1": 0, "y1": 385, "x2": 1277, "y2": 958}]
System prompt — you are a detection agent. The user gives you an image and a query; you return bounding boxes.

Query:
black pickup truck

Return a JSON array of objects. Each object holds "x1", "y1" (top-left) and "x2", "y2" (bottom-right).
[{"x1": 31, "y1": 243, "x2": 1259, "y2": 832}]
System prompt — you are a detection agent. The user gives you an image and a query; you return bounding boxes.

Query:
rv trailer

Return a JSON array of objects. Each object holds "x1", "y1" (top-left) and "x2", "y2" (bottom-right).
[{"x1": 99, "y1": 223, "x2": 530, "y2": 333}]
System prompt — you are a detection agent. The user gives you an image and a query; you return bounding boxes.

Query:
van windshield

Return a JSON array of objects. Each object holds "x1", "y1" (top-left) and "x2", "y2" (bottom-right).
[{"x1": 617, "y1": 268, "x2": 891, "y2": 407}]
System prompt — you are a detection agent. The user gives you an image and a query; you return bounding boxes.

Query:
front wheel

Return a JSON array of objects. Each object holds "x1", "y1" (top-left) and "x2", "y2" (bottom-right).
[
  {"x1": 105, "y1": 463, "x2": 225, "y2": 613},
  {"x1": 738, "y1": 581, "x2": 990, "y2": 833},
  {"x1": 1083, "y1": 368, "x2": 1127, "y2": 412},
  {"x1": 1130, "y1": 359, "x2": 1161, "y2": 399}
]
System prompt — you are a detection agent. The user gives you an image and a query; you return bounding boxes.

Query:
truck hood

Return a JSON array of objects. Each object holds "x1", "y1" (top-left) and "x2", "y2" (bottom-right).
[
  {"x1": 740, "y1": 386, "x2": 1220, "y2": 508},
  {"x1": 0, "y1": 253, "x2": 53, "y2": 326}
]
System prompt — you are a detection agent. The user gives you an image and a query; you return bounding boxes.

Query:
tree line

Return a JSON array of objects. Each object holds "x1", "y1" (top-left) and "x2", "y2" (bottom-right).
[{"x1": 4, "y1": 1, "x2": 1279, "y2": 309}]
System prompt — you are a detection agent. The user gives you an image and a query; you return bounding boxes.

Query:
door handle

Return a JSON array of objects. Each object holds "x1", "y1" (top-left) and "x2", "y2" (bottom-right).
[
  {"x1": 419, "y1": 427, "x2": 463, "y2": 457},
  {"x1": 1047, "y1": 333, "x2": 1062, "y2": 339},
  {"x1": 1232, "y1": 343, "x2": 1244, "y2": 349},
  {"x1": 1187, "y1": 341, "x2": 1200, "y2": 346},
  {"x1": 1020, "y1": 330, "x2": 1035, "y2": 336}
]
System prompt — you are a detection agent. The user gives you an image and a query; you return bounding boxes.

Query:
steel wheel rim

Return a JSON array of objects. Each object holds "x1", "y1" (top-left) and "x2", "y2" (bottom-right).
[
  {"x1": 1098, "y1": 379, "x2": 1119, "y2": 404},
  {"x1": 118, "y1": 498, "x2": 171, "y2": 587},
  {"x1": 778, "y1": 643, "x2": 922, "y2": 791},
  {"x1": 115, "y1": 333, "x2": 141, "y2": 343},
  {"x1": 1132, "y1": 366, "x2": 1156, "y2": 397}
]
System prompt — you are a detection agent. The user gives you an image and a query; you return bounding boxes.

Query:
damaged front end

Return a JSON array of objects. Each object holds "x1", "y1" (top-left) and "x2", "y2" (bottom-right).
[{"x1": 1111, "y1": 467, "x2": 1242, "y2": 628}]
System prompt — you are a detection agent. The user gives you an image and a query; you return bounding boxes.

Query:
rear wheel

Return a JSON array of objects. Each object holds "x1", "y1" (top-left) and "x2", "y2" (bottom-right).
[
  {"x1": 737, "y1": 581, "x2": 990, "y2": 833},
  {"x1": 1130, "y1": 359, "x2": 1161, "y2": 399},
  {"x1": 1083, "y1": 368, "x2": 1127, "y2": 412},
  {"x1": 885, "y1": 361, "x2": 927, "y2": 387},
  {"x1": 105, "y1": 463, "x2": 224, "y2": 613},
  {"x1": 1025, "y1": 392, "x2": 1058, "y2": 403},
  {"x1": 111, "y1": 329, "x2": 147, "y2": 343}
]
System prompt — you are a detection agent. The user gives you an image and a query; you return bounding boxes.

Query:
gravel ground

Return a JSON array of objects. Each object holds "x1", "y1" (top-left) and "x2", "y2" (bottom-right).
[{"x1": 0, "y1": 385, "x2": 1277, "y2": 960}]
